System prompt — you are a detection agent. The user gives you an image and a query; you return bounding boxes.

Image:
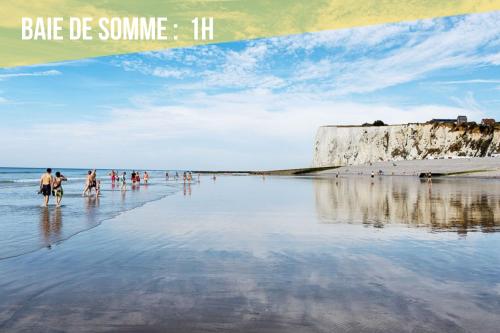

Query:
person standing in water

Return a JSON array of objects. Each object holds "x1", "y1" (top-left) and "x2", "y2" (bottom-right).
[
  {"x1": 131, "y1": 171, "x2": 136, "y2": 185},
  {"x1": 39, "y1": 168, "x2": 53, "y2": 207},
  {"x1": 52, "y1": 171, "x2": 67, "y2": 207},
  {"x1": 144, "y1": 171, "x2": 149, "y2": 184},
  {"x1": 96, "y1": 180, "x2": 101, "y2": 197},
  {"x1": 121, "y1": 172, "x2": 127, "y2": 190},
  {"x1": 110, "y1": 170, "x2": 116, "y2": 183},
  {"x1": 83, "y1": 169, "x2": 97, "y2": 196},
  {"x1": 82, "y1": 170, "x2": 92, "y2": 196}
]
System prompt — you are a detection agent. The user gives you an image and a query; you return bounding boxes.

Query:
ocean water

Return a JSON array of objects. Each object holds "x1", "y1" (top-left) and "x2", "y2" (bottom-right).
[
  {"x1": 1, "y1": 174, "x2": 500, "y2": 332},
  {"x1": 0, "y1": 167, "x2": 183, "y2": 259}
]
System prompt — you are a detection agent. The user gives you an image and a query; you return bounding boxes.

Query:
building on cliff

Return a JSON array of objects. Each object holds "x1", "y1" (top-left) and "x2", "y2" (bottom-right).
[
  {"x1": 482, "y1": 118, "x2": 496, "y2": 126},
  {"x1": 312, "y1": 122, "x2": 500, "y2": 167},
  {"x1": 428, "y1": 115, "x2": 467, "y2": 125}
]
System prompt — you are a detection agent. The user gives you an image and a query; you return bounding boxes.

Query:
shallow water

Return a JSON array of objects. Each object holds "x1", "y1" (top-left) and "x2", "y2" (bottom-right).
[
  {"x1": 0, "y1": 168, "x2": 181, "y2": 259},
  {"x1": 0, "y1": 175, "x2": 499, "y2": 332}
]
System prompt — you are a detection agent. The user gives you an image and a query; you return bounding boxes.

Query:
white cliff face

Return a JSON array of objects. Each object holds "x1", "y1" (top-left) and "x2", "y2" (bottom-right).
[{"x1": 313, "y1": 124, "x2": 500, "y2": 167}]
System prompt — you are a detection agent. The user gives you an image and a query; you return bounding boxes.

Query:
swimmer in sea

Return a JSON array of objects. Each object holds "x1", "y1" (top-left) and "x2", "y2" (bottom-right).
[
  {"x1": 52, "y1": 171, "x2": 67, "y2": 207},
  {"x1": 39, "y1": 168, "x2": 53, "y2": 207},
  {"x1": 144, "y1": 171, "x2": 149, "y2": 184}
]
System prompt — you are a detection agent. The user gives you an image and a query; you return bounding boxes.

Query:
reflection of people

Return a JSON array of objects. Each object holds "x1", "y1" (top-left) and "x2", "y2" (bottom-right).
[
  {"x1": 40, "y1": 207, "x2": 50, "y2": 245},
  {"x1": 39, "y1": 206, "x2": 62, "y2": 247},
  {"x1": 52, "y1": 171, "x2": 67, "y2": 207},
  {"x1": 39, "y1": 168, "x2": 53, "y2": 207},
  {"x1": 183, "y1": 182, "x2": 191, "y2": 196}
]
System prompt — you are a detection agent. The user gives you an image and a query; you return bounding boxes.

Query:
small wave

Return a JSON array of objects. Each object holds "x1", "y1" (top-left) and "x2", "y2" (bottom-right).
[{"x1": 1, "y1": 177, "x2": 88, "y2": 183}]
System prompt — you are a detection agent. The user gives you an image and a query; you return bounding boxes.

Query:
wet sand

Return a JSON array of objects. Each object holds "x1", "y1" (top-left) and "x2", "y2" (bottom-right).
[
  {"x1": 318, "y1": 157, "x2": 500, "y2": 178},
  {"x1": 1, "y1": 176, "x2": 500, "y2": 332}
]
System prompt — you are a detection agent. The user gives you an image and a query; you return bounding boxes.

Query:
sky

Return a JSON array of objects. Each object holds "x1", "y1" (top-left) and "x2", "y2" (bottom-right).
[{"x1": 0, "y1": 12, "x2": 499, "y2": 170}]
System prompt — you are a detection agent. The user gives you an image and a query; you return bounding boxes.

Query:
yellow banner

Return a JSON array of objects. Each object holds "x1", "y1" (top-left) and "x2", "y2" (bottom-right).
[{"x1": 1, "y1": 0, "x2": 499, "y2": 68}]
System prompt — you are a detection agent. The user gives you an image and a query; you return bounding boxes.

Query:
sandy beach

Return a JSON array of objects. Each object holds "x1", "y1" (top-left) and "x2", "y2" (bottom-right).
[
  {"x1": 1, "y1": 175, "x2": 500, "y2": 332},
  {"x1": 317, "y1": 157, "x2": 500, "y2": 178}
]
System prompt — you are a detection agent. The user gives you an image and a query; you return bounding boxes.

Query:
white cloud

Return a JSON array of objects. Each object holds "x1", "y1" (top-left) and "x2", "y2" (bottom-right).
[
  {"x1": 151, "y1": 67, "x2": 190, "y2": 78},
  {"x1": 0, "y1": 88, "x2": 482, "y2": 169},
  {"x1": 119, "y1": 11, "x2": 500, "y2": 97},
  {"x1": 0, "y1": 70, "x2": 61, "y2": 80},
  {"x1": 450, "y1": 91, "x2": 482, "y2": 111},
  {"x1": 432, "y1": 79, "x2": 500, "y2": 85}
]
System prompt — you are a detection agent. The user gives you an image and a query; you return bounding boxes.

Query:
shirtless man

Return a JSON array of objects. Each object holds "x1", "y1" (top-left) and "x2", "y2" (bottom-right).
[
  {"x1": 82, "y1": 169, "x2": 96, "y2": 196},
  {"x1": 39, "y1": 168, "x2": 53, "y2": 207}
]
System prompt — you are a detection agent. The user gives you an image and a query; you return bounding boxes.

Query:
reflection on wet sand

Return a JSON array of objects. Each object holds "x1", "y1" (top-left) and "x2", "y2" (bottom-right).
[
  {"x1": 39, "y1": 207, "x2": 62, "y2": 247},
  {"x1": 314, "y1": 177, "x2": 500, "y2": 233},
  {"x1": 1, "y1": 176, "x2": 500, "y2": 332}
]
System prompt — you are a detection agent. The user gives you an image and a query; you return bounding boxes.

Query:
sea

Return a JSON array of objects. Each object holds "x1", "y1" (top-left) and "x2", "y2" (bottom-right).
[{"x1": 0, "y1": 167, "x2": 182, "y2": 259}]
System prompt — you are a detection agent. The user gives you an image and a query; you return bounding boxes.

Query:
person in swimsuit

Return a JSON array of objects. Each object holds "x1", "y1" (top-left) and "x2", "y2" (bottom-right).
[
  {"x1": 52, "y1": 171, "x2": 67, "y2": 207},
  {"x1": 121, "y1": 172, "x2": 127, "y2": 190},
  {"x1": 144, "y1": 171, "x2": 149, "y2": 184},
  {"x1": 39, "y1": 168, "x2": 53, "y2": 207},
  {"x1": 131, "y1": 171, "x2": 136, "y2": 184},
  {"x1": 96, "y1": 180, "x2": 101, "y2": 197},
  {"x1": 83, "y1": 170, "x2": 92, "y2": 196},
  {"x1": 136, "y1": 173, "x2": 140, "y2": 183}
]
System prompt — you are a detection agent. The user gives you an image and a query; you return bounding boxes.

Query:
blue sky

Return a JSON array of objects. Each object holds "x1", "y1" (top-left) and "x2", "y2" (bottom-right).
[{"x1": 0, "y1": 12, "x2": 499, "y2": 169}]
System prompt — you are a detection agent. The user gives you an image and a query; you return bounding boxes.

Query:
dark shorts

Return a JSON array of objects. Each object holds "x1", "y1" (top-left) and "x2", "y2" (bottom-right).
[{"x1": 41, "y1": 184, "x2": 51, "y2": 196}]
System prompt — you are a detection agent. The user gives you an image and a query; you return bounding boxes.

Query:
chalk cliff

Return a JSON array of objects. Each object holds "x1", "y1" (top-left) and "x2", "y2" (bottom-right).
[{"x1": 313, "y1": 123, "x2": 500, "y2": 167}]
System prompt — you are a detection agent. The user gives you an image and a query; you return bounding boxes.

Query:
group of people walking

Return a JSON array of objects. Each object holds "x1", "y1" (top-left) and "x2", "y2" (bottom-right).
[
  {"x1": 39, "y1": 168, "x2": 67, "y2": 207},
  {"x1": 39, "y1": 168, "x2": 153, "y2": 207}
]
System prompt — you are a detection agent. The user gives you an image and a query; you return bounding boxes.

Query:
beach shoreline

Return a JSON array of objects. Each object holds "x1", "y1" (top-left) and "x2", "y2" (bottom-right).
[
  {"x1": 316, "y1": 157, "x2": 500, "y2": 179},
  {"x1": 193, "y1": 157, "x2": 500, "y2": 179}
]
